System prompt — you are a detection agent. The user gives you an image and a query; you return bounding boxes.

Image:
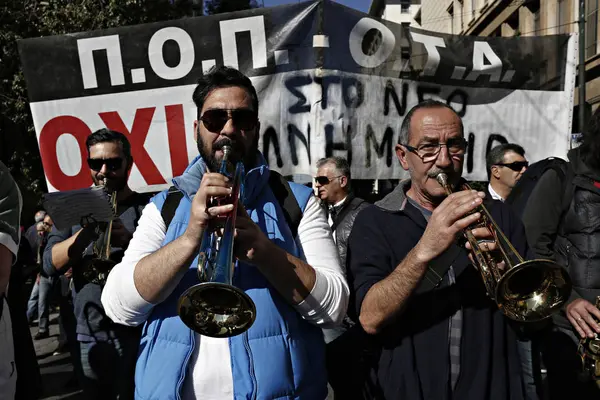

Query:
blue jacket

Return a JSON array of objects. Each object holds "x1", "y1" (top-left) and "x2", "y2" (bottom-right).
[{"x1": 135, "y1": 154, "x2": 328, "y2": 400}]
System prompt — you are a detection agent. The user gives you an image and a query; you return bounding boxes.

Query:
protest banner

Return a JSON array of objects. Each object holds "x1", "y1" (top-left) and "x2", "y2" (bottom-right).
[{"x1": 18, "y1": 0, "x2": 577, "y2": 192}]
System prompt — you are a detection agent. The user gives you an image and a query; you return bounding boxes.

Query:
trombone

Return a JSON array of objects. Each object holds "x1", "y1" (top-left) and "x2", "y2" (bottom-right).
[
  {"x1": 436, "y1": 172, "x2": 572, "y2": 322},
  {"x1": 177, "y1": 145, "x2": 256, "y2": 338}
]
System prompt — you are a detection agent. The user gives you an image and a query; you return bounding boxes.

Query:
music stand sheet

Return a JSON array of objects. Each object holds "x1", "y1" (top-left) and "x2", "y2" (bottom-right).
[{"x1": 43, "y1": 186, "x2": 115, "y2": 231}]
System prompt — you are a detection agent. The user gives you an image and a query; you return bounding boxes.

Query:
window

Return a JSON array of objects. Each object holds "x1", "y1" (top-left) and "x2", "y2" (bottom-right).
[
  {"x1": 587, "y1": 0, "x2": 599, "y2": 58},
  {"x1": 558, "y1": 0, "x2": 570, "y2": 34},
  {"x1": 401, "y1": 1, "x2": 410, "y2": 13}
]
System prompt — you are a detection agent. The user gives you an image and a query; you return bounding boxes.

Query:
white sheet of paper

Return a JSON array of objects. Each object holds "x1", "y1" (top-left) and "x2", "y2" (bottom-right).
[{"x1": 43, "y1": 186, "x2": 115, "y2": 230}]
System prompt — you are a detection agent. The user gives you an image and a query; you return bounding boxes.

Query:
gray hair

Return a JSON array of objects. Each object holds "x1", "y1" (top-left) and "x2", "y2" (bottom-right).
[
  {"x1": 398, "y1": 99, "x2": 464, "y2": 145},
  {"x1": 486, "y1": 143, "x2": 526, "y2": 180},
  {"x1": 34, "y1": 210, "x2": 47, "y2": 223},
  {"x1": 316, "y1": 157, "x2": 351, "y2": 179}
]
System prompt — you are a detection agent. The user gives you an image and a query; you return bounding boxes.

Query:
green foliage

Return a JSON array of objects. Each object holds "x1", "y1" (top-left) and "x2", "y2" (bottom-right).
[
  {"x1": 205, "y1": 0, "x2": 260, "y2": 15},
  {"x1": 0, "y1": 0, "x2": 193, "y2": 224}
]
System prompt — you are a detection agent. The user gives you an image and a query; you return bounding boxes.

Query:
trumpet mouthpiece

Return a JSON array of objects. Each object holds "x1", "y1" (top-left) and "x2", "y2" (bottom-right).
[{"x1": 436, "y1": 173, "x2": 449, "y2": 187}]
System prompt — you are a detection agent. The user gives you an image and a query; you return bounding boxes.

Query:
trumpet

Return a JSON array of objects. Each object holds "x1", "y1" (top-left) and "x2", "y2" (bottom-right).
[
  {"x1": 436, "y1": 173, "x2": 572, "y2": 322},
  {"x1": 177, "y1": 145, "x2": 256, "y2": 338},
  {"x1": 82, "y1": 190, "x2": 118, "y2": 285},
  {"x1": 578, "y1": 296, "x2": 600, "y2": 381}
]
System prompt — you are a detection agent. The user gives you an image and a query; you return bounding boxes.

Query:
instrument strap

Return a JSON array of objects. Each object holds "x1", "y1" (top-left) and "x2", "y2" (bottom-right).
[
  {"x1": 161, "y1": 187, "x2": 184, "y2": 230},
  {"x1": 268, "y1": 171, "x2": 303, "y2": 238}
]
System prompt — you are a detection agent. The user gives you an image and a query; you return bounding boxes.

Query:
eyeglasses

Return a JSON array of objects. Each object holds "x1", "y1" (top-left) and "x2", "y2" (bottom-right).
[
  {"x1": 315, "y1": 175, "x2": 343, "y2": 185},
  {"x1": 402, "y1": 138, "x2": 468, "y2": 162},
  {"x1": 494, "y1": 161, "x2": 529, "y2": 171},
  {"x1": 87, "y1": 157, "x2": 124, "y2": 172},
  {"x1": 200, "y1": 108, "x2": 258, "y2": 133}
]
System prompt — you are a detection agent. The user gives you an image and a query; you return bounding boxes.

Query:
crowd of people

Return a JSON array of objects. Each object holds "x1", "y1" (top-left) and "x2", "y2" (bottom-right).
[{"x1": 1, "y1": 65, "x2": 600, "y2": 400}]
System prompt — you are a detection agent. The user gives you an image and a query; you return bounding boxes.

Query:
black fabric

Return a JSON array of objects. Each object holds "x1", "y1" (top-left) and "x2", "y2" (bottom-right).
[
  {"x1": 43, "y1": 191, "x2": 150, "y2": 339},
  {"x1": 506, "y1": 157, "x2": 570, "y2": 218},
  {"x1": 160, "y1": 187, "x2": 184, "y2": 230},
  {"x1": 523, "y1": 148, "x2": 600, "y2": 330},
  {"x1": 332, "y1": 195, "x2": 369, "y2": 272},
  {"x1": 348, "y1": 200, "x2": 526, "y2": 400}
]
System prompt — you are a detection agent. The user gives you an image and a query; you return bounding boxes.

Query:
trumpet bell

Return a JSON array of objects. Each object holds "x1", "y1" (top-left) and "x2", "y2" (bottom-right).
[
  {"x1": 178, "y1": 282, "x2": 256, "y2": 338},
  {"x1": 496, "y1": 259, "x2": 572, "y2": 322}
]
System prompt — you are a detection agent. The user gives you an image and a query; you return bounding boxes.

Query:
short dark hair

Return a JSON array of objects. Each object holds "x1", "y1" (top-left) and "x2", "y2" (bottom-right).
[
  {"x1": 398, "y1": 99, "x2": 464, "y2": 145},
  {"x1": 192, "y1": 66, "x2": 259, "y2": 118},
  {"x1": 316, "y1": 156, "x2": 352, "y2": 190},
  {"x1": 580, "y1": 107, "x2": 600, "y2": 170},
  {"x1": 86, "y1": 128, "x2": 132, "y2": 160},
  {"x1": 486, "y1": 143, "x2": 526, "y2": 180}
]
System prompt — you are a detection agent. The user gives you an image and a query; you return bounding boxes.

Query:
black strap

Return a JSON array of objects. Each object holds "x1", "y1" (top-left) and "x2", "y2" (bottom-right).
[
  {"x1": 161, "y1": 187, "x2": 184, "y2": 229},
  {"x1": 268, "y1": 171, "x2": 303, "y2": 238}
]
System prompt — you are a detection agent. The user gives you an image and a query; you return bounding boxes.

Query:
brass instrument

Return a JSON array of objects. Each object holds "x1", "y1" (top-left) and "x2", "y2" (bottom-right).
[
  {"x1": 578, "y1": 296, "x2": 600, "y2": 380},
  {"x1": 436, "y1": 173, "x2": 572, "y2": 322},
  {"x1": 177, "y1": 145, "x2": 257, "y2": 338},
  {"x1": 82, "y1": 190, "x2": 118, "y2": 285}
]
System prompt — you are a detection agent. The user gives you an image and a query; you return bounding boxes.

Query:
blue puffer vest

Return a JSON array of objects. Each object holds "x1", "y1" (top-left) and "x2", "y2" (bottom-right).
[{"x1": 134, "y1": 154, "x2": 327, "y2": 400}]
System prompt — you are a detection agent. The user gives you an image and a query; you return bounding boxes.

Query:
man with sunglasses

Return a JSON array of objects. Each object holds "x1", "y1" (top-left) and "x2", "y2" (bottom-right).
[
  {"x1": 43, "y1": 128, "x2": 151, "y2": 400},
  {"x1": 101, "y1": 66, "x2": 348, "y2": 400},
  {"x1": 486, "y1": 144, "x2": 529, "y2": 202},
  {"x1": 347, "y1": 100, "x2": 527, "y2": 399}
]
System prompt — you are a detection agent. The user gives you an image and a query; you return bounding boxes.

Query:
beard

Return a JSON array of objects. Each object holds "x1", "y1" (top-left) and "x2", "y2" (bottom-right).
[{"x1": 197, "y1": 134, "x2": 259, "y2": 173}]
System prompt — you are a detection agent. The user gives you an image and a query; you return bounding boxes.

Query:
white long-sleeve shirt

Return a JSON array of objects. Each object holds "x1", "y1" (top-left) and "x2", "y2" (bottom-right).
[{"x1": 102, "y1": 195, "x2": 348, "y2": 399}]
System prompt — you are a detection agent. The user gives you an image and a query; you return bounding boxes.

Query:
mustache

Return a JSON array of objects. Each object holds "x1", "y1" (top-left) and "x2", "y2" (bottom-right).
[{"x1": 427, "y1": 169, "x2": 451, "y2": 179}]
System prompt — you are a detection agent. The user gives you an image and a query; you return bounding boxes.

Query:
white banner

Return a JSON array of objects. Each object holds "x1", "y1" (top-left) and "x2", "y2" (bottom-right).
[{"x1": 19, "y1": 1, "x2": 577, "y2": 192}]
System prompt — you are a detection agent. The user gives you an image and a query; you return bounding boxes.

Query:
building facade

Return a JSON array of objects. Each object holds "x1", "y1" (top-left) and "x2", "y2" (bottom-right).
[
  {"x1": 369, "y1": 0, "x2": 422, "y2": 27},
  {"x1": 371, "y1": 0, "x2": 600, "y2": 130}
]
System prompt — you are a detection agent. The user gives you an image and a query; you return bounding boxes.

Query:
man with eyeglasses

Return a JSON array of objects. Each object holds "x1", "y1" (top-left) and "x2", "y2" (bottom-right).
[
  {"x1": 486, "y1": 144, "x2": 529, "y2": 202},
  {"x1": 347, "y1": 99, "x2": 527, "y2": 399},
  {"x1": 101, "y1": 66, "x2": 347, "y2": 399},
  {"x1": 43, "y1": 128, "x2": 151, "y2": 399}
]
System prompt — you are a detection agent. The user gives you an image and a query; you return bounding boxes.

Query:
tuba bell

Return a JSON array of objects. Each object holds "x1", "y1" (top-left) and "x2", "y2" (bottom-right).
[
  {"x1": 82, "y1": 189, "x2": 118, "y2": 285},
  {"x1": 436, "y1": 172, "x2": 572, "y2": 322},
  {"x1": 578, "y1": 296, "x2": 600, "y2": 381},
  {"x1": 177, "y1": 145, "x2": 257, "y2": 338}
]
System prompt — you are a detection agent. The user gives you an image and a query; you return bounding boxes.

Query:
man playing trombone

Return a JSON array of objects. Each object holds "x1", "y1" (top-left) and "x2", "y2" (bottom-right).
[
  {"x1": 43, "y1": 129, "x2": 151, "y2": 399},
  {"x1": 348, "y1": 100, "x2": 535, "y2": 399},
  {"x1": 101, "y1": 66, "x2": 348, "y2": 399}
]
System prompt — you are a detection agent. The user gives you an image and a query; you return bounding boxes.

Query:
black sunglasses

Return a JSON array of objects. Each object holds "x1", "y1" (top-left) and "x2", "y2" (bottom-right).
[
  {"x1": 495, "y1": 161, "x2": 529, "y2": 171},
  {"x1": 87, "y1": 157, "x2": 124, "y2": 172},
  {"x1": 200, "y1": 108, "x2": 258, "y2": 133},
  {"x1": 315, "y1": 175, "x2": 343, "y2": 185}
]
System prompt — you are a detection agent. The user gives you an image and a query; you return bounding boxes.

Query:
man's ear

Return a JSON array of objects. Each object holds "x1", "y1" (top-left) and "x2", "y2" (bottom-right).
[
  {"x1": 491, "y1": 165, "x2": 501, "y2": 180},
  {"x1": 396, "y1": 144, "x2": 409, "y2": 171},
  {"x1": 193, "y1": 119, "x2": 199, "y2": 142},
  {"x1": 340, "y1": 176, "x2": 348, "y2": 189}
]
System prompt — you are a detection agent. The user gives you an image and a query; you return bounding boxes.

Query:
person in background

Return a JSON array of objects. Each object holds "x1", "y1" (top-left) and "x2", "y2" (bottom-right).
[
  {"x1": 523, "y1": 107, "x2": 600, "y2": 398},
  {"x1": 26, "y1": 219, "x2": 55, "y2": 339},
  {"x1": 486, "y1": 143, "x2": 528, "y2": 202},
  {"x1": 44, "y1": 128, "x2": 151, "y2": 400},
  {"x1": 314, "y1": 156, "x2": 371, "y2": 399}
]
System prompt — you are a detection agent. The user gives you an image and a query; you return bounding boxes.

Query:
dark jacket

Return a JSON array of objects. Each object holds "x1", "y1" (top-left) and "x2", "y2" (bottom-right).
[
  {"x1": 348, "y1": 180, "x2": 525, "y2": 400},
  {"x1": 523, "y1": 147, "x2": 600, "y2": 329},
  {"x1": 332, "y1": 194, "x2": 369, "y2": 270}
]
